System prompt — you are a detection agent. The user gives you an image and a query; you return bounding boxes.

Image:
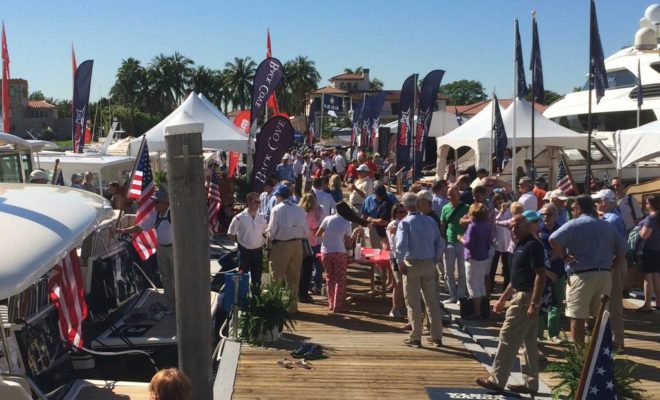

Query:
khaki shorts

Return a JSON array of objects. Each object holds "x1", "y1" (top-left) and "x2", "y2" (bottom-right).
[{"x1": 565, "y1": 270, "x2": 611, "y2": 320}]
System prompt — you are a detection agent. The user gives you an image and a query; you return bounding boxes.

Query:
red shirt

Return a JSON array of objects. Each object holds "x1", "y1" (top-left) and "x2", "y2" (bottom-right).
[
  {"x1": 365, "y1": 160, "x2": 378, "y2": 178},
  {"x1": 532, "y1": 187, "x2": 546, "y2": 210},
  {"x1": 346, "y1": 164, "x2": 358, "y2": 180}
]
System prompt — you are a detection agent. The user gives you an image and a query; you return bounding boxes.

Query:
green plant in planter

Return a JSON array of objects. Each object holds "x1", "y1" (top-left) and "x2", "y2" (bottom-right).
[
  {"x1": 546, "y1": 341, "x2": 645, "y2": 399},
  {"x1": 239, "y1": 281, "x2": 295, "y2": 345},
  {"x1": 233, "y1": 175, "x2": 249, "y2": 204}
]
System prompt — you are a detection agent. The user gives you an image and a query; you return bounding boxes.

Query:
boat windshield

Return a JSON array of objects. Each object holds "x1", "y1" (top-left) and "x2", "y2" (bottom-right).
[
  {"x1": 580, "y1": 69, "x2": 636, "y2": 91},
  {"x1": 561, "y1": 144, "x2": 611, "y2": 167},
  {"x1": 0, "y1": 150, "x2": 31, "y2": 183}
]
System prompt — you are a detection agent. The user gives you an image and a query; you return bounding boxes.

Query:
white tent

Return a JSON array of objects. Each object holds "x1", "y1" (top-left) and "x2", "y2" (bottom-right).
[
  {"x1": 128, "y1": 92, "x2": 248, "y2": 156},
  {"x1": 436, "y1": 98, "x2": 590, "y2": 170},
  {"x1": 614, "y1": 120, "x2": 660, "y2": 169},
  {"x1": 383, "y1": 110, "x2": 455, "y2": 137}
]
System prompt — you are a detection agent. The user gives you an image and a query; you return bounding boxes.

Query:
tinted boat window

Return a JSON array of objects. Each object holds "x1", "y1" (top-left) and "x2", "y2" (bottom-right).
[
  {"x1": 580, "y1": 69, "x2": 636, "y2": 90},
  {"x1": 551, "y1": 110, "x2": 657, "y2": 133}
]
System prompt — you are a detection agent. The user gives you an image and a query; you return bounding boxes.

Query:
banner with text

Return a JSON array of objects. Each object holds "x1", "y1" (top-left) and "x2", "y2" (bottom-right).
[
  {"x1": 367, "y1": 91, "x2": 388, "y2": 151},
  {"x1": 250, "y1": 57, "x2": 284, "y2": 128},
  {"x1": 251, "y1": 116, "x2": 294, "y2": 193},
  {"x1": 307, "y1": 98, "x2": 319, "y2": 146},
  {"x1": 396, "y1": 74, "x2": 416, "y2": 171},
  {"x1": 72, "y1": 60, "x2": 93, "y2": 153},
  {"x1": 350, "y1": 101, "x2": 363, "y2": 148},
  {"x1": 413, "y1": 70, "x2": 444, "y2": 179}
]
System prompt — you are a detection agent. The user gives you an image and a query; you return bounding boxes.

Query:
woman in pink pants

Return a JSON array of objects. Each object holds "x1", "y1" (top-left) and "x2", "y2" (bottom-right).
[{"x1": 316, "y1": 214, "x2": 359, "y2": 312}]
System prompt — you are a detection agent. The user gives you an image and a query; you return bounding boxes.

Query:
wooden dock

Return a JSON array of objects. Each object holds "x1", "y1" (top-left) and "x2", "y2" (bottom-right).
[
  {"x1": 231, "y1": 262, "x2": 660, "y2": 399},
  {"x1": 232, "y1": 264, "x2": 482, "y2": 399}
]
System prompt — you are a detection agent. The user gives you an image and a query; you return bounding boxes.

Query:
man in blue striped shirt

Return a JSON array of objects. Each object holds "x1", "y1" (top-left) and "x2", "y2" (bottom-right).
[{"x1": 395, "y1": 192, "x2": 445, "y2": 348}]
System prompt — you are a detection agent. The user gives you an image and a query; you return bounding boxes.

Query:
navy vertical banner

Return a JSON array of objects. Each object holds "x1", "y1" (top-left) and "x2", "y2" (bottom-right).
[
  {"x1": 493, "y1": 95, "x2": 508, "y2": 170},
  {"x1": 368, "y1": 91, "x2": 388, "y2": 151},
  {"x1": 396, "y1": 74, "x2": 416, "y2": 171},
  {"x1": 413, "y1": 70, "x2": 444, "y2": 179},
  {"x1": 590, "y1": 0, "x2": 608, "y2": 103},
  {"x1": 251, "y1": 116, "x2": 294, "y2": 193},
  {"x1": 250, "y1": 57, "x2": 284, "y2": 128},
  {"x1": 515, "y1": 19, "x2": 528, "y2": 99},
  {"x1": 360, "y1": 97, "x2": 372, "y2": 148},
  {"x1": 72, "y1": 60, "x2": 93, "y2": 153},
  {"x1": 307, "y1": 98, "x2": 319, "y2": 146},
  {"x1": 351, "y1": 101, "x2": 363, "y2": 148},
  {"x1": 529, "y1": 19, "x2": 545, "y2": 104}
]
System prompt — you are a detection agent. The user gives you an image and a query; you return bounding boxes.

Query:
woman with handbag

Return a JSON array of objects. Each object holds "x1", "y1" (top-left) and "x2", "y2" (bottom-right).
[
  {"x1": 298, "y1": 193, "x2": 323, "y2": 303},
  {"x1": 316, "y1": 214, "x2": 361, "y2": 313}
]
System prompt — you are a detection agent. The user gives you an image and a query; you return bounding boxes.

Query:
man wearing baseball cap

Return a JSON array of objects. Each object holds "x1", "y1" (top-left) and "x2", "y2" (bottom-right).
[
  {"x1": 549, "y1": 195, "x2": 627, "y2": 345},
  {"x1": 348, "y1": 164, "x2": 373, "y2": 215},
  {"x1": 549, "y1": 190, "x2": 569, "y2": 225},
  {"x1": 592, "y1": 188, "x2": 626, "y2": 348},
  {"x1": 266, "y1": 184, "x2": 309, "y2": 313},
  {"x1": 276, "y1": 154, "x2": 295, "y2": 182}
]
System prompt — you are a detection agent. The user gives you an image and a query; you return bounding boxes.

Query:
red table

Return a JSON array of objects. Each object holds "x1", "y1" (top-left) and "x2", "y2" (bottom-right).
[{"x1": 356, "y1": 248, "x2": 393, "y2": 298}]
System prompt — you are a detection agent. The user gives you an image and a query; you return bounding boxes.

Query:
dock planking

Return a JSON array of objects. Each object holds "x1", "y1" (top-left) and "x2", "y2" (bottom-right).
[{"x1": 232, "y1": 264, "x2": 482, "y2": 399}]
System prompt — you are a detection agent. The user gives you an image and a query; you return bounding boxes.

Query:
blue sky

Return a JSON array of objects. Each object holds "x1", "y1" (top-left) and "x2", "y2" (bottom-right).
[{"x1": 2, "y1": 1, "x2": 654, "y2": 103}]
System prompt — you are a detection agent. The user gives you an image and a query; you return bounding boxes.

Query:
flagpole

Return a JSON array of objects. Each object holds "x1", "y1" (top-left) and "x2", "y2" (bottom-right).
[
  {"x1": 530, "y1": 11, "x2": 537, "y2": 178},
  {"x1": 512, "y1": 18, "x2": 518, "y2": 189},
  {"x1": 490, "y1": 89, "x2": 495, "y2": 173},
  {"x1": 636, "y1": 59, "x2": 641, "y2": 184},
  {"x1": 411, "y1": 74, "x2": 418, "y2": 181},
  {"x1": 574, "y1": 295, "x2": 609, "y2": 400},
  {"x1": 115, "y1": 135, "x2": 146, "y2": 229},
  {"x1": 586, "y1": 8, "x2": 594, "y2": 195}
]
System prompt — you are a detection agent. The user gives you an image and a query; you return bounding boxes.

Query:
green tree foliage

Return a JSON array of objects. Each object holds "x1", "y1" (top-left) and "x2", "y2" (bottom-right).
[
  {"x1": 343, "y1": 66, "x2": 364, "y2": 74},
  {"x1": 281, "y1": 56, "x2": 321, "y2": 115},
  {"x1": 369, "y1": 78, "x2": 384, "y2": 90},
  {"x1": 223, "y1": 56, "x2": 257, "y2": 110},
  {"x1": 524, "y1": 86, "x2": 562, "y2": 105},
  {"x1": 28, "y1": 91, "x2": 45, "y2": 101},
  {"x1": 439, "y1": 80, "x2": 487, "y2": 105}
]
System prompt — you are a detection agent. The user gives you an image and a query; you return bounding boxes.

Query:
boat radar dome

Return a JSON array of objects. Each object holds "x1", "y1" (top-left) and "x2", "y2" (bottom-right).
[
  {"x1": 635, "y1": 26, "x2": 657, "y2": 50},
  {"x1": 644, "y1": 4, "x2": 660, "y2": 24}
]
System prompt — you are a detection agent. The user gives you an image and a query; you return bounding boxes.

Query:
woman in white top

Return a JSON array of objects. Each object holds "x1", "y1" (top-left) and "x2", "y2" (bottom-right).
[
  {"x1": 317, "y1": 214, "x2": 360, "y2": 312},
  {"x1": 298, "y1": 193, "x2": 323, "y2": 302},
  {"x1": 491, "y1": 199, "x2": 523, "y2": 293},
  {"x1": 386, "y1": 202, "x2": 407, "y2": 319}
]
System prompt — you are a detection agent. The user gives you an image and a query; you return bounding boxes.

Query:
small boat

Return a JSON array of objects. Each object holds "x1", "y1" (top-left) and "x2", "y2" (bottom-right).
[{"x1": 0, "y1": 183, "x2": 153, "y2": 399}]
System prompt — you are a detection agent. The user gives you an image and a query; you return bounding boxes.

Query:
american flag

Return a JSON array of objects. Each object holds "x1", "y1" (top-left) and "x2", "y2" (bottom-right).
[
  {"x1": 455, "y1": 108, "x2": 463, "y2": 126},
  {"x1": 128, "y1": 141, "x2": 158, "y2": 260},
  {"x1": 48, "y1": 250, "x2": 88, "y2": 349},
  {"x1": 557, "y1": 158, "x2": 576, "y2": 195},
  {"x1": 208, "y1": 168, "x2": 223, "y2": 232},
  {"x1": 581, "y1": 312, "x2": 617, "y2": 400}
]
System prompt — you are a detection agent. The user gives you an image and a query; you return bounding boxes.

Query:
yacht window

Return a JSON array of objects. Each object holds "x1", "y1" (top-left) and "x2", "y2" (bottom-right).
[
  {"x1": 561, "y1": 144, "x2": 610, "y2": 167},
  {"x1": 580, "y1": 69, "x2": 636, "y2": 91},
  {"x1": 553, "y1": 110, "x2": 657, "y2": 133},
  {"x1": 651, "y1": 63, "x2": 660, "y2": 74}
]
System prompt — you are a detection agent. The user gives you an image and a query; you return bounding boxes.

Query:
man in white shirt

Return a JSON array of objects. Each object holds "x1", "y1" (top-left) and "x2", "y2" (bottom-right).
[
  {"x1": 333, "y1": 149, "x2": 347, "y2": 180},
  {"x1": 266, "y1": 185, "x2": 309, "y2": 313},
  {"x1": 312, "y1": 177, "x2": 336, "y2": 218},
  {"x1": 611, "y1": 177, "x2": 643, "y2": 232},
  {"x1": 116, "y1": 188, "x2": 175, "y2": 311},
  {"x1": 517, "y1": 177, "x2": 537, "y2": 212},
  {"x1": 348, "y1": 165, "x2": 373, "y2": 214},
  {"x1": 228, "y1": 192, "x2": 267, "y2": 294},
  {"x1": 292, "y1": 154, "x2": 304, "y2": 198},
  {"x1": 322, "y1": 151, "x2": 333, "y2": 173}
]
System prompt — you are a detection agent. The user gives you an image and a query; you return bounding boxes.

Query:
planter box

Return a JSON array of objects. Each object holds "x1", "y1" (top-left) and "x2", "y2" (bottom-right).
[{"x1": 257, "y1": 326, "x2": 282, "y2": 343}]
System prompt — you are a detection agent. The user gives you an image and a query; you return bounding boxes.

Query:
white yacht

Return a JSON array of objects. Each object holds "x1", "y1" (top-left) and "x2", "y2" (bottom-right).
[{"x1": 544, "y1": 4, "x2": 660, "y2": 182}]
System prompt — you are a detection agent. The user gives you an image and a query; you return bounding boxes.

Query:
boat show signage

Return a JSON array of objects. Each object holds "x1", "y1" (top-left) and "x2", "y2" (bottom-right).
[
  {"x1": 250, "y1": 57, "x2": 284, "y2": 128},
  {"x1": 396, "y1": 74, "x2": 416, "y2": 172},
  {"x1": 251, "y1": 116, "x2": 294, "y2": 193},
  {"x1": 72, "y1": 60, "x2": 93, "y2": 153},
  {"x1": 413, "y1": 70, "x2": 445, "y2": 180}
]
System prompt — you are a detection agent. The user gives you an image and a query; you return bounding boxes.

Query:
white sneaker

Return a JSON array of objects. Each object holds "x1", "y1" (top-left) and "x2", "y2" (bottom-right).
[{"x1": 442, "y1": 298, "x2": 457, "y2": 305}]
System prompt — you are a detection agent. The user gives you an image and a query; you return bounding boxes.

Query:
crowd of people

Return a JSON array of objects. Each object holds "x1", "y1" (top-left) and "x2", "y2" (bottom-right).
[{"x1": 228, "y1": 148, "x2": 659, "y2": 396}]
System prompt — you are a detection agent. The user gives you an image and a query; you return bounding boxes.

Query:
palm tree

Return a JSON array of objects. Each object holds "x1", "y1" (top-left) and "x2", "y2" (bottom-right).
[
  {"x1": 168, "y1": 51, "x2": 194, "y2": 103},
  {"x1": 223, "y1": 57, "x2": 257, "y2": 110},
  {"x1": 212, "y1": 69, "x2": 231, "y2": 113},
  {"x1": 110, "y1": 57, "x2": 146, "y2": 134},
  {"x1": 284, "y1": 56, "x2": 321, "y2": 115},
  {"x1": 369, "y1": 78, "x2": 384, "y2": 90},
  {"x1": 189, "y1": 66, "x2": 215, "y2": 99},
  {"x1": 343, "y1": 66, "x2": 364, "y2": 75}
]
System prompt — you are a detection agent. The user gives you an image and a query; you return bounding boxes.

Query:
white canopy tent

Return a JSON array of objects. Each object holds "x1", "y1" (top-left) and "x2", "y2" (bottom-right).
[
  {"x1": 614, "y1": 120, "x2": 660, "y2": 169},
  {"x1": 383, "y1": 110, "x2": 456, "y2": 137},
  {"x1": 436, "y1": 98, "x2": 590, "y2": 171},
  {"x1": 128, "y1": 92, "x2": 248, "y2": 156}
]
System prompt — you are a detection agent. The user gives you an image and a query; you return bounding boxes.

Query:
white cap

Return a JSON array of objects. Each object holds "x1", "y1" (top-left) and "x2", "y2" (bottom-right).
[
  {"x1": 30, "y1": 170, "x2": 48, "y2": 181},
  {"x1": 416, "y1": 189, "x2": 433, "y2": 203},
  {"x1": 550, "y1": 189, "x2": 568, "y2": 200},
  {"x1": 592, "y1": 189, "x2": 616, "y2": 202},
  {"x1": 282, "y1": 153, "x2": 290, "y2": 160},
  {"x1": 356, "y1": 164, "x2": 370, "y2": 172}
]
